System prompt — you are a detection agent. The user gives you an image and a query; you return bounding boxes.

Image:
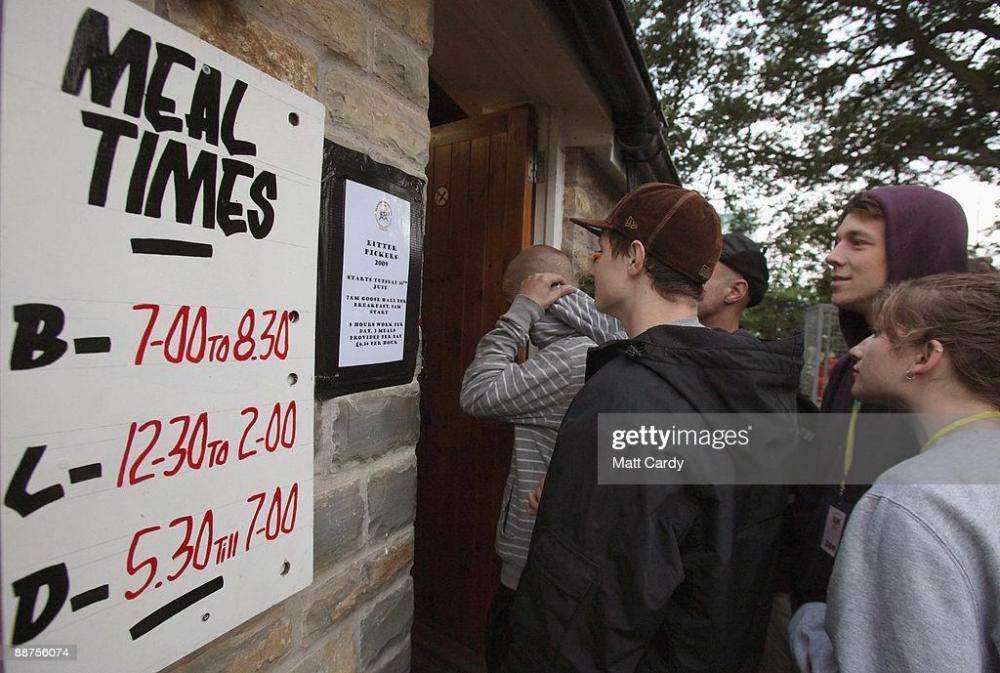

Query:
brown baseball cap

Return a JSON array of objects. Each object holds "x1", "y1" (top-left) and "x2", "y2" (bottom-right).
[{"x1": 570, "y1": 183, "x2": 722, "y2": 283}]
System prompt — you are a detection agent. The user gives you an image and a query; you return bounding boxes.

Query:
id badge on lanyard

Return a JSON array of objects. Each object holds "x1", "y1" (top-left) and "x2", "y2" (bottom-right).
[
  {"x1": 822, "y1": 400, "x2": 860, "y2": 559},
  {"x1": 821, "y1": 495, "x2": 849, "y2": 558}
]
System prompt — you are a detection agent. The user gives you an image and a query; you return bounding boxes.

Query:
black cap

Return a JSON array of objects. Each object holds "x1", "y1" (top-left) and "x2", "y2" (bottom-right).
[{"x1": 720, "y1": 233, "x2": 768, "y2": 307}]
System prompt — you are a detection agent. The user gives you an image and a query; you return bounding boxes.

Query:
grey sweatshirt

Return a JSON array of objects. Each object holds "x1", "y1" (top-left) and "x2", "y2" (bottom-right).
[
  {"x1": 790, "y1": 425, "x2": 1000, "y2": 673},
  {"x1": 459, "y1": 295, "x2": 596, "y2": 588},
  {"x1": 549, "y1": 287, "x2": 626, "y2": 344}
]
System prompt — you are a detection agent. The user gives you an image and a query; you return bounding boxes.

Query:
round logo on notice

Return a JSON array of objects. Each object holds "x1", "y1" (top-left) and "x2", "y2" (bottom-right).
[{"x1": 375, "y1": 200, "x2": 393, "y2": 231}]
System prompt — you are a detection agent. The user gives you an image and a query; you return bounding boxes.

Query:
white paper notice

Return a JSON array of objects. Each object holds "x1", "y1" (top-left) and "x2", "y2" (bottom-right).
[
  {"x1": 338, "y1": 180, "x2": 411, "y2": 367},
  {"x1": 0, "y1": 1, "x2": 322, "y2": 672}
]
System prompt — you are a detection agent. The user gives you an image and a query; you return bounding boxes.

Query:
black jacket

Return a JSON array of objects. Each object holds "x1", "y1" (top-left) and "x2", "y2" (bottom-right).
[{"x1": 502, "y1": 325, "x2": 803, "y2": 673}]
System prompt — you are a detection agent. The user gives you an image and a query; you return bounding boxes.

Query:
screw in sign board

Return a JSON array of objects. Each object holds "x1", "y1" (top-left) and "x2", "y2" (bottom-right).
[{"x1": 0, "y1": 1, "x2": 322, "y2": 671}]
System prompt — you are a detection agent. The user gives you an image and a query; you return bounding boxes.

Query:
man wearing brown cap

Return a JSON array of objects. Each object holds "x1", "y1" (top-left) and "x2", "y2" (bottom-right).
[
  {"x1": 549, "y1": 231, "x2": 770, "y2": 343},
  {"x1": 500, "y1": 183, "x2": 802, "y2": 673}
]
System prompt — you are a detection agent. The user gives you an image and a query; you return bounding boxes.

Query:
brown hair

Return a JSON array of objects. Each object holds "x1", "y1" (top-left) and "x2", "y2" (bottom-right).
[
  {"x1": 874, "y1": 272, "x2": 1000, "y2": 408},
  {"x1": 839, "y1": 192, "x2": 885, "y2": 223},
  {"x1": 607, "y1": 231, "x2": 704, "y2": 302}
]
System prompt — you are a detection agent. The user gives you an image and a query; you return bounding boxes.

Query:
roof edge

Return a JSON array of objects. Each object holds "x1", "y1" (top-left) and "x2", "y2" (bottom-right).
[{"x1": 546, "y1": 0, "x2": 681, "y2": 187}]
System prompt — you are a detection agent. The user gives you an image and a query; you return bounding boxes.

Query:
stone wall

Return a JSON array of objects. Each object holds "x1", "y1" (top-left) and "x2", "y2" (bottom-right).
[
  {"x1": 561, "y1": 148, "x2": 623, "y2": 283},
  {"x1": 136, "y1": 1, "x2": 432, "y2": 672}
]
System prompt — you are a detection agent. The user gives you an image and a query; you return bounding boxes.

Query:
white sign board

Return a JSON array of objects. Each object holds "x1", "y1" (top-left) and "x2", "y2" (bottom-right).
[
  {"x1": 0, "y1": 1, "x2": 322, "y2": 671},
  {"x1": 337, "y1": 180, "x2": 412, "y2": 367}
]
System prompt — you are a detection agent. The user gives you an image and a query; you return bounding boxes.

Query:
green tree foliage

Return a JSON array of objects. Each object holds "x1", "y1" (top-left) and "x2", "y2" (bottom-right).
[{"x1": 627, "y1": 0, "x2": 999, "y2": 338}]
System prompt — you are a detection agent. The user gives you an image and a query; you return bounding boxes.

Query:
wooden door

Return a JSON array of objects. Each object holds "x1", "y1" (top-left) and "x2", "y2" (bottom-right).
[{"x1": 413, "y1": 107, "x2": 534, "y2": 670}]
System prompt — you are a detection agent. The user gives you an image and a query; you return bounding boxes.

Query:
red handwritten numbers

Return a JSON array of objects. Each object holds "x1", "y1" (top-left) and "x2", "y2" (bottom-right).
[
  {"x1": 133, "y1": 304, "x2": 290, "y2": 365},
  {"x1": 121, "y1": 304, "x2": 301, "y2": 604},
  {"x1": 244, "y1": 484, "x2": 298, "y2": 552},
  {"x1": 165, "y1": 511, "x2": 214, "y2": 582},
  {"x1": 125, "y1": 525, "x2": 160, "y2": 600},
  {"x1": 237, "y1": 402, "x2": 296, "y2": 460},
  {"x1": 116, "y1": 402, "x2": 296, "y2": 488},
  {"x1": 124, "y1": 484, "x2": 298, "y2": 601}
]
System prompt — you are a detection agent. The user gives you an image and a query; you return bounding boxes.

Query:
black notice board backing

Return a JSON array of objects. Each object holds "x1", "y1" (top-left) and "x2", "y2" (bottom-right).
[{"x1": 315, "y1": 140, "x2": 424, "y2": 399}]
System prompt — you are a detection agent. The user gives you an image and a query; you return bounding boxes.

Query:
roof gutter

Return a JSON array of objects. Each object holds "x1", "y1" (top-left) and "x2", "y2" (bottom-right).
[{"x1": 546, "y1": 0, "x2": 681, "y2": 187}]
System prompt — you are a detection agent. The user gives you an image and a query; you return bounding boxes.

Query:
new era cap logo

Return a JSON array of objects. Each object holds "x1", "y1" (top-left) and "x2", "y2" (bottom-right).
[{"x1": 624, "y1": 216, "x2": 638, "y2": 230}]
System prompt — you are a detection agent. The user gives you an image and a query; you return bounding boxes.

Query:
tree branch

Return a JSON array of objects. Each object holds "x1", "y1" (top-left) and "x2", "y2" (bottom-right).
[
  {"x1": 828, "y1": 52, "x2": 917, "y2": 80},
  {"x1": 913, "y1": 151, "x2": 1000, "y2": 169},
  {"x1": 834, "y1": 0, "x2": 897, "y2": 18},
  {"x1": 896, "y1": 10, "x2": 1000, "y2": 109},
  {"x1": 929, "y1": 17, "x2": 1000, "y2": 41},
  {"x1": 969, "y1": 35, "x2": 995, "y2": 62}
]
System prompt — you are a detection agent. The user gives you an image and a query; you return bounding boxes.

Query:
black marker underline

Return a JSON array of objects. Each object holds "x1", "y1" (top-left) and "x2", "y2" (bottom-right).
[{"x1": 131, "y1": 238, "x2": 214, "y2": 258}]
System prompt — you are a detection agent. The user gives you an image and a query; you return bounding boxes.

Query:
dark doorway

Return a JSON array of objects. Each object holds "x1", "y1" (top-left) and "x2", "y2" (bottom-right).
[{"x1": 412, "y1": 107, "x2": 534, "y2": 672}]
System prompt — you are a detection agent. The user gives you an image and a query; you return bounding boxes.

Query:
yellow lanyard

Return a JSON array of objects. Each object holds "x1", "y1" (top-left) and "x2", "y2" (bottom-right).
[
  {"x1": 920, "y1": 410, "x2": 1000, "y2": 453},
  {"x1": 841, "y1": 406, "x2": 1000, "y2": 491},
  {"x1": 839, "y1": 400, "x2": 862, "y2": 493}
]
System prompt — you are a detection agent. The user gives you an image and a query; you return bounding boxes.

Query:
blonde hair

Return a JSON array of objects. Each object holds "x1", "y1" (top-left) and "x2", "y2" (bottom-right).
[{"x1": 874, "y1": 272, "x2": 1000, "y2": 408}]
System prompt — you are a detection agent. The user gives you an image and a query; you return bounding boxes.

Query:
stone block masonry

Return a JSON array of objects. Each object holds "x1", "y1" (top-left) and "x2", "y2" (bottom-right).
[
  {"x1": 327, "y1": 383, "x2": 420, "y2": 466},
  {"x1": 367, "y1": 458, "x2": 417, "y2": 541},
  {"x1": 562, "y1": 149, "x2": 623, "y2": 282},
  {"x1": 139, "y1": 0, "x2": 431, "y2": 671}
]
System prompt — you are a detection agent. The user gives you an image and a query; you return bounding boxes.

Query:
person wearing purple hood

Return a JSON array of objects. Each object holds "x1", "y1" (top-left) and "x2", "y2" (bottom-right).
[{"x1": 788, "y1": 185, "x2": 968, "y2": 612}]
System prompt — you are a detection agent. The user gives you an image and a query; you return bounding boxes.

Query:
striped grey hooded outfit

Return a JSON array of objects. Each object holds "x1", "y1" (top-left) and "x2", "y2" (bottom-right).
[{"x1": 460, "y1": 293, "x2": 598, "y2": 589}]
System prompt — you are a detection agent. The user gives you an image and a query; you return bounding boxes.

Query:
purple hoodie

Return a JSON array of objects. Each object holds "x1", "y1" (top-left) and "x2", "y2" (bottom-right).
[
  {"x1": 823, "y1": 185, "x2": 969, "y2": 414},
  {"x1": 791, "y1": 185, "x2": 968, "y2": 607}
]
